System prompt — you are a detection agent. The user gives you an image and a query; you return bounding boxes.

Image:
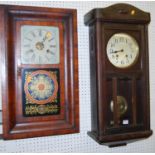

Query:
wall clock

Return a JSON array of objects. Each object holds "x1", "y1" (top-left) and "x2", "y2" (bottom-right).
[
  {"x1": 84, "y1": 3, "x2": 152, "y2": 147},
  {"x1": 0, "y1": 5, "x2": 79, "y2": 139}
]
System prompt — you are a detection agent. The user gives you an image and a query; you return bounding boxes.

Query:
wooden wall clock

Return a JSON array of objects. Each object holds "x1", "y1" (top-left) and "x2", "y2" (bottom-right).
[
  {"x1": 84, "y1": 3, "x2": 153, "y2": 147},
  {"x1": 0, "y1": 4, "x2": 79, "y2": 139}
]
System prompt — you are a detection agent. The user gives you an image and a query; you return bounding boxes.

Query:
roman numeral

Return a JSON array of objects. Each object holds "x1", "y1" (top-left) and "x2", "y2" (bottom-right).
[
  {"x1": 31, "y1": 53, "x2": 35, "y2": 61},
  {"x1": 39, "y1": 29, "x2": 42, "y2": 37},
  {"x1": 39, "y1": 56, "x2": 42, "y2": 63},
  {"x1": 48, "y1": 38, "x2": 54, "y2": 42},
  {"x1": 25, "y1": 37, "x2": 32, "y2": 41},
  {"x1": 31, "y1": 31, "x2": 36, "y2": 37},
  {"x1": 26, "y1": 49, "x2": 33, "y2": 53},
  {"x1": 45, "y1": 55, "x2": 50, "y2": 61},
  {"x1": 50, "y1": 45, "x2": 56, "y2": 48},
  {"x1": 24, "y1": 44, "x2": 30, "y2": 48}
]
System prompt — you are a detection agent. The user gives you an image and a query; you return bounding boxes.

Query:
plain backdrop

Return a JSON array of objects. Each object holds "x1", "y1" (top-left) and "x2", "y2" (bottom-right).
[{"x1": 0, "y1": 1, "x2": 155, "y2": 153}]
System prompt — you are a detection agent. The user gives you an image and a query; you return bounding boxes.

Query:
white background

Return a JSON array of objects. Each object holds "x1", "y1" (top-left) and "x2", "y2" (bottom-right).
[{"x1": 0, "y1": 1, "x2": 155, "y2": 153}]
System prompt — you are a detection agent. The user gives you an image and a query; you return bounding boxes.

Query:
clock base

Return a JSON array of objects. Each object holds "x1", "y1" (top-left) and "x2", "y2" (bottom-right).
[{"x1": 87, "y1": 130, "x2": 153, "y2": 147}]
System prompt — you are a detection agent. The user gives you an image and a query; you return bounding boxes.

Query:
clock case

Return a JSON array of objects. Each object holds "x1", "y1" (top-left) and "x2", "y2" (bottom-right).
[
  {"x1": 0, "y1": 5, "x2": 79, "y2": 139},
  {"x1": 84, "y1": 3, "x2": 152, "y2": 147}
]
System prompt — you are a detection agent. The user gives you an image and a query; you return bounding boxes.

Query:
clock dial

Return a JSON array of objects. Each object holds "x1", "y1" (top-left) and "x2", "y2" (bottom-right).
[
  {"x1": 106, "y1": 33, "x2": 139, "y2": 68},
  {"x1": 21, "y1": 25, "x2": 60, "y2": 64}
]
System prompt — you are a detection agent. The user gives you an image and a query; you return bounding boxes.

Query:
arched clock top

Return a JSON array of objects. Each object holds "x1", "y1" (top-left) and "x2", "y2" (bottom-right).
[{"x1": 84, "y1": 3, "x2": 150, "y2": 25}]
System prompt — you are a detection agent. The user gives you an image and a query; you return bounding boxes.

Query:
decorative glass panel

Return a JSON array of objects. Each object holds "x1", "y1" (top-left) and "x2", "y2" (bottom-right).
[{"x1": 22, "y1": 69, "x2": 60, "y2": 116}]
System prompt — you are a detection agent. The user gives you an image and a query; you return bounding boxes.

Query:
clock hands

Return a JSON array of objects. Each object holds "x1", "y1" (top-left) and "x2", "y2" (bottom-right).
[
  {"x1": 35, "y1": 32, "x2": 54, "y2": 51},
  {"x1": 46, "y1": 49, "x2": 55, "y2": 55},
  {"x1": 25, "y1": 31, "x2": 56, "y2": 62},
  {"x1": 42, "y1": 35, "x2": 48, "y2": 43},
  {"x1": 110, "y1": 49, "x2": 124, "y2": 54},
  {"x1": 42, "y1": 32, "x2": 52, "y2": 43}
]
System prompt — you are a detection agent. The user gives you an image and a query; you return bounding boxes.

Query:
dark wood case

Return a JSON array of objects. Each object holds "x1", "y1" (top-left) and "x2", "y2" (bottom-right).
[
  {"x1": 84, "y1": 3, "x2": 152, "y2": 147},
  {"x1": 0, "y1": 5, "x2": 79, "y2": 140}
]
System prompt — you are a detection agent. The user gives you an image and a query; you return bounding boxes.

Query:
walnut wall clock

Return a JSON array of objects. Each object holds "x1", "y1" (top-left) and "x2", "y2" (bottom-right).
[
  {"x1": 84, "y1": 3, "x2": 152, "y2": 147},
  {"x1": 0, "y1": 5, "x2": 79, "y2": 139}
]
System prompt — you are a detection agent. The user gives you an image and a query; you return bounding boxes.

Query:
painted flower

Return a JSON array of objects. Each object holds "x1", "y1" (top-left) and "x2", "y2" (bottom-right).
[{"x1": 28, "y1": 74, "x2": 55, "y2": 100}]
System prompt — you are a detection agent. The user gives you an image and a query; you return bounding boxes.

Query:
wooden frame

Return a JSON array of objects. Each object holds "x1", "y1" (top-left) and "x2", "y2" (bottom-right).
[
  {"x1": 84, "y1": 3, "x2": 152, "y2": 147},
  {"x1": 0, "y1": 5, "x2": 79, "y2": 140}
]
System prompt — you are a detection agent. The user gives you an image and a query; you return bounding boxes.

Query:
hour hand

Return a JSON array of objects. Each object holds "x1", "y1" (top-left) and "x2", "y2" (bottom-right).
[
  {"x1": 110, "y1": 49, "x2": 124, "y2": 54},
  {"x1": 47, "y1": 49, "x2": 55, "y2": 55}
]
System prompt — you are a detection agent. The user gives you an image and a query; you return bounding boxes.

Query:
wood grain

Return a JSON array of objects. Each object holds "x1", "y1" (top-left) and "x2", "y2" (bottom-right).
[
  {"x1": 0, "y1": 4, "x2": 79, "y2": 140},
  {"x1": 85, "y1": 3, "x2": 152, "y2": 147}
]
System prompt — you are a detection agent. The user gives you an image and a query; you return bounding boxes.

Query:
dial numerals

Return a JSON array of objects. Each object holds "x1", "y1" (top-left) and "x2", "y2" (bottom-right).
[
  {"x1": 106, "y1": 33, "x2": 139, "y2": 68},
  {"x1": 21, "y1": 25, "x2": 60, "y2": 64}
]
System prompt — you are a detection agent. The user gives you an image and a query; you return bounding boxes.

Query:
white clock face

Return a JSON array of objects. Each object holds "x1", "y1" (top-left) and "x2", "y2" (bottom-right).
[
  {"x1": 21, "y1": 25, "x2": 60, "y2": 64},
  {"x1": 106, "y1": 33, "x2": 139, "y2": 68}
]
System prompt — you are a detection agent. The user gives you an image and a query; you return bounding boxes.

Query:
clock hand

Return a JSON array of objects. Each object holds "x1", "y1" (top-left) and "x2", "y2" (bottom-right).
[
  {"x1": 47, "y1": 49, "x2": 55, "y2": 55},
  {"x1": 42, "y1": 36, "x2": 48, "y2": 43},
  {"x1": 110, "y1": 49, "x2": 124, "y2": 54},
  {"x1": 42, "y1": 32, "x2": 52, "y2": 43},
  {"x1": 36, "y1": 32, "x2": 52, "y2": 50}
]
